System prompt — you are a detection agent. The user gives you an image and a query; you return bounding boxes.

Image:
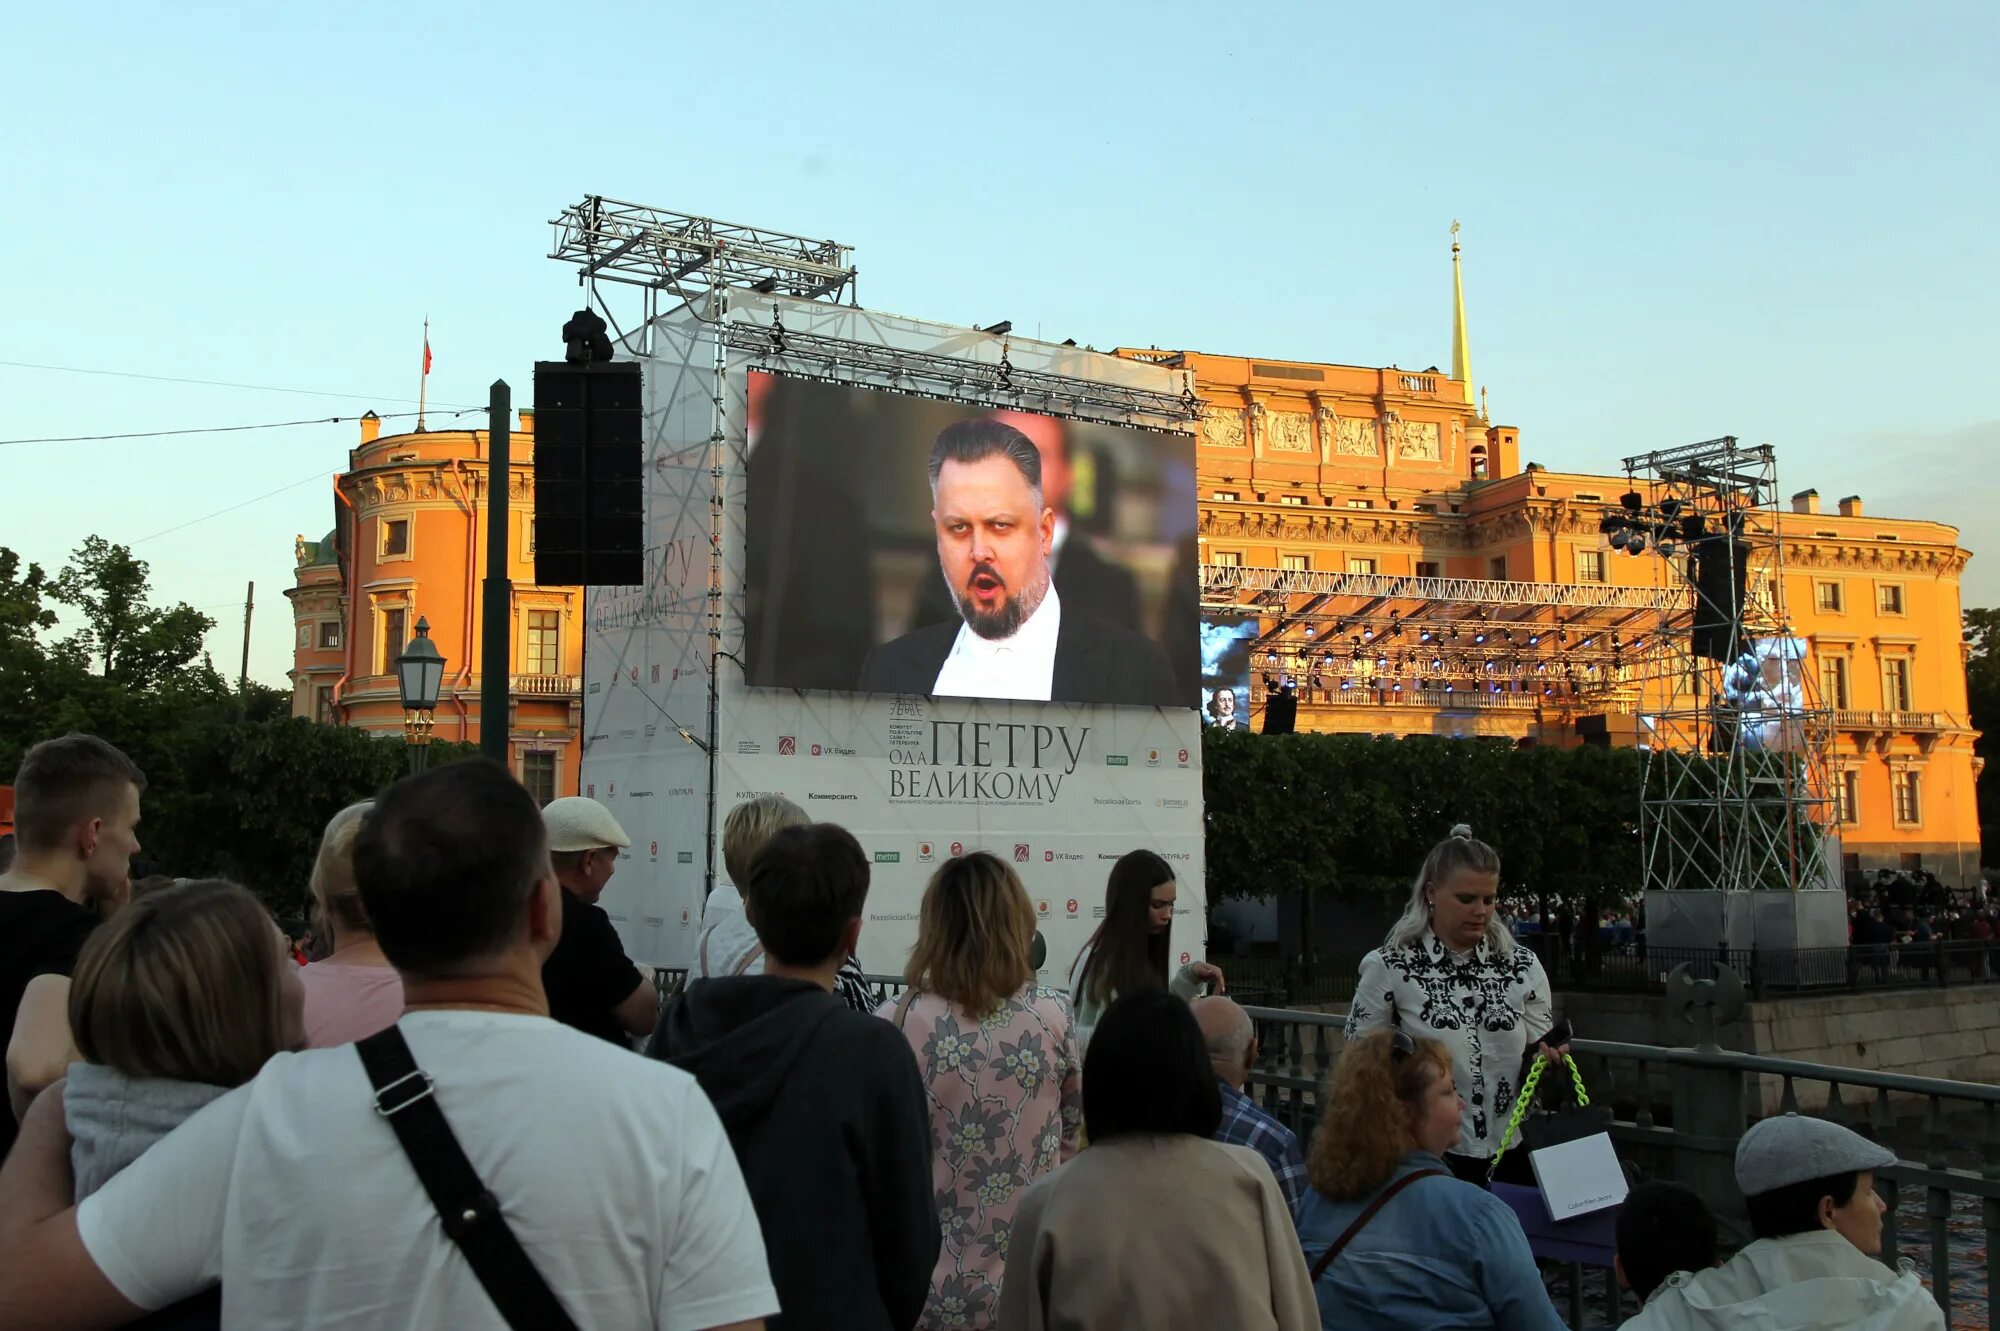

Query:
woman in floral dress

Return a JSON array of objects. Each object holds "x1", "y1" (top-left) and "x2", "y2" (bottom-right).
[{"x1": 882, "y1": 852, "x2": 1083, "y2": 1330}]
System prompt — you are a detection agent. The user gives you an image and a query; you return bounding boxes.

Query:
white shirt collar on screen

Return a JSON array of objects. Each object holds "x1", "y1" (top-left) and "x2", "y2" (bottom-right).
[{"x1": 931, "y1": 585, "x2": 1063, "y2": 701}]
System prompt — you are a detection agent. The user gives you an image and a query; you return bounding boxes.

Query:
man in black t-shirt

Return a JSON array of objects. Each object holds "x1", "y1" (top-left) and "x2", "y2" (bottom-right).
[
  {"x1": 538, "y1": 797, "x2": 657, "y2": 1044},
  {"x1": 2, "y1": 734, "x2": 145, "y2": 1155}
]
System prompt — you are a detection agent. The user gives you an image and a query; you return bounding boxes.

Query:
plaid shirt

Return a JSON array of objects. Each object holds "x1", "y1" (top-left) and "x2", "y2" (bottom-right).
[{"x1": 1215, "y1": 1078, "x2": 1309, "y2": 1219}]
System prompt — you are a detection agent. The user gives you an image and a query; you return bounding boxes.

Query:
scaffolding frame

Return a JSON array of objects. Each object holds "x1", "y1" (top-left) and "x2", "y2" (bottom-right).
[{"x1": 1614, "y1": 438, "x2": 1838, "y2": 896}]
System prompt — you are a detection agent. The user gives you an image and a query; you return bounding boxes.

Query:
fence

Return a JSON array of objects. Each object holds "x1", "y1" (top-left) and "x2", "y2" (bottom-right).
[
  {"x1": 1237, "y1": 1004, "x2": 2000, "y2": 1329},
  {"x1": 1531, "y1": 938, "x2": 2000, "y2": 997}
]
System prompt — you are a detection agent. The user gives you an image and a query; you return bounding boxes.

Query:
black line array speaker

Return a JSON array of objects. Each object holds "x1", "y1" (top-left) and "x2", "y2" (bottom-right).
[
  {"x1": 533, "y1": 360, "x2": 644, "y2": 587},
  {"x1": 1690, "y1": 539, "x2": 1750, "y2": 663},
  {"x1": 1263, "y1": 689, "x2": 1298, "y2": 735}
]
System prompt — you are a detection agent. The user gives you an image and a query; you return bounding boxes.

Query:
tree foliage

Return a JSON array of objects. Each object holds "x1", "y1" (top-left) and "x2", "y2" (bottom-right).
[
  {"x1": 1966, "y1": 607, "x2": 2000, "y2": 866},
  {"x1": 1202, "y1": 729, "x2": 1645, "y2": 914},
  {"x1": 0, "y1": 537, "x2": 474, "y2": 918}
]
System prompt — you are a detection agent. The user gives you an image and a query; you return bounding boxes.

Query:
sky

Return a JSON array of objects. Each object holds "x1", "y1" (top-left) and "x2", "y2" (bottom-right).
[{"x1": 2, "y1": 1, "x2": 1994, "y2": 687}]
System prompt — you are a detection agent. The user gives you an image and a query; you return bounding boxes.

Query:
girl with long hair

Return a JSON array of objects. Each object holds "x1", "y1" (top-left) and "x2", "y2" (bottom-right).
[
  {"x1": 1297, "y1": 1030, "x2": 1563, "y2": 1329},
  {"x1": 882, "y1": 852, "x2": 1082, "y2": 1330},
  {"x1": 1068, "y1": 849, "x2": 1224, "y2": 1051},
  {"x1": 63, "y1": 878, "x2": 306, "y2": 1328},
  {"x1": 1342, "y1": 824, "x2": 1569, "y2": 1184}
]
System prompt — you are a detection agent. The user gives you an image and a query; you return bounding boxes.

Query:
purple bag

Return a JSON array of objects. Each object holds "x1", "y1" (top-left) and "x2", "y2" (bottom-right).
[{"x1": 1491, "y1": 1181, "x2": 1619, "y2": 1266}]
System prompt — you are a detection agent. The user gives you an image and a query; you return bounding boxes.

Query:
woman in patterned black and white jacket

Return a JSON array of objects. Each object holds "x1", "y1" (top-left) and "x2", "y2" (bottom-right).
[{"x1": 1342, "y1": 825, "x2": 1571, "y2": 1186}]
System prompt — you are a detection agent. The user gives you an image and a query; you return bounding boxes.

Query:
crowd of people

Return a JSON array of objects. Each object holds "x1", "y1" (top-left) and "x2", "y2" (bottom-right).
[{"x1": 0, "y1": 732, "x2": 1946, "y2": 1329}]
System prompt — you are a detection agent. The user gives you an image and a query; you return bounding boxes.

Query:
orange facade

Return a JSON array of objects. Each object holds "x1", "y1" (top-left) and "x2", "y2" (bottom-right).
[
  {"x1": 1124, "y1": 347, "x2": 1982, "y2": 887},
  {"x1": 285, "y1": 412, "x2": 583, "y2": 801}
]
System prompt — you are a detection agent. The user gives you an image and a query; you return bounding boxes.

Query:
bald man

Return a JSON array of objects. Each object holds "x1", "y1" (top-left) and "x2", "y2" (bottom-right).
[{"x1": 1193, "y1": 996, "x2": 1308, "y2": 1219}]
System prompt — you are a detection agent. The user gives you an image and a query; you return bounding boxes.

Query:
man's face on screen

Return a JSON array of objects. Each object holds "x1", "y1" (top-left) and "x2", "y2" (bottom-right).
[{"x1": 932, "y1": 454, "x2": 1055, "y2": 641}]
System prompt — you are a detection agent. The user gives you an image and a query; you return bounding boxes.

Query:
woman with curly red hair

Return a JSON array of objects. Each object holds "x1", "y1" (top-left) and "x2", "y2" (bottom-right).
[{"x1": 1297, "y1": 1029, "x2": 1563, "y2": 1329}]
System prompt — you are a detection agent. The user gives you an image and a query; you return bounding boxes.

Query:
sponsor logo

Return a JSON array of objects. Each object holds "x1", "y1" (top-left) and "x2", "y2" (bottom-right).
[
  {"x1": 679, "y1": 908, "x2": 690, "y2": 925},
  {"x1": 667, "y1": 785, "x2": 697, "y2": 797},
  {"x1": 672, "y1": 667, "x2": 682, "y2": 681},
  {"x1": 1106, "y1": 754, "x2": 1129, "y2": 766},
  {"x1": 1156, "y1": 798, "x2": 1191, "y2": 809},
  {"x1": 1093, "y1": 906, "x2": 1106, "y2": 919},
  {"x1": 1177, "y1": 748, "x2": 1190, "y2": 766},
  {"x1": 1146, "y1": 748, "x2": 1161, "y2": 767},
  {"x1": 1036, "y1": 900, "x2": 1050, "y2": 917},
  {"x1": 677, "y1": 851, "x2": 693, "y2": 864},
  {"x1": 1180, "y1": 951, "x2": 1192, "y2": 965},
  {"x1": 807, "y1": 792, "x2": 858, "y2": 801},
  {"x1": 820, "y1": 745, "x2": 858, "y2": 757},
  {"x1": 586, "y1": 732, "x2": 610, "y2": 742},
  {"x1": 629, "y1": 789, "x2": 655, "y2": 798},
  {"x1": 1066, "y1": 899, "x2": 1079, "y2": 916},
  {"x1": 1044, "y1": 850, "x2": 1054, "y2": 863},
  {"x1": 651, "y1": 664, "x2": 661, "y2": 683},
  {"x1": 1014, "y1": 844, "x2": 1031, "y2": 863},
  {"x1": 778, "y1": 736, "x2": 796, "y2": 756},
  {"x1": 630, "y1": 667, "x2": 640, "y2": 683},
  {"x1": 890, "y1": 697, "x2": 925, "y2": 720},
  {"x1": 643, "y1": 723, "x2": 658, "y2": 739},
  {"x1": 811, "y1": 743, "x2": 822, "y2": 756},
  {"x1": 1093, "y1": 797, "x2": 1140, "y2": 807},
  {"x1": 949, "y1": 841, "x2": 964, "y2": 857},
  {"x1": 588, "y1": 682, "x2": 602, "y2": 694},
  {"x1": 1047, "y1": 850, "x2": 1087, "y2": 863},
  {"x1": 874, "y1": 851, "x2": 901, "y2": 863},
  {"x1": 886, "y1": 721, "x2": 1092, "y2": 807},
  {"x1": 585, "y1": 783, "x2": 595, "y2": 797},
  {"x1": 648, "y1": 840, "x2": 659, "y2": 861},
  {"x1": 918, "y1": 842, "x2": 935, "y2": 862},
  {"x1": 736, "y1": 740, "x2": 762, "y2": 755}
]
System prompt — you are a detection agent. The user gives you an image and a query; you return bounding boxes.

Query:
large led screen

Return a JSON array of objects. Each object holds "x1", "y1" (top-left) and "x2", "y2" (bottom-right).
[{"x1": 744, "y1": 372, "x2": 1198, "y2": 707}]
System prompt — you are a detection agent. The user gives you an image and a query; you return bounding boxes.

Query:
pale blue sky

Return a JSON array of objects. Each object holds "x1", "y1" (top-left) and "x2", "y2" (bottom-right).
[{"x1": 2, "y1": 1, "x2": 1994, "y2": 685}]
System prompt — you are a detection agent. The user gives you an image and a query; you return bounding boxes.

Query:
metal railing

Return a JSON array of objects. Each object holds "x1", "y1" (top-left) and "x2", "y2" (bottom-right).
[
  {"x1": 512, "y1": 674, "x2": 579, "y2": 697},
  {"x1": 1531, "y1": 939, "x2": 2000, "y2": 996},
  {"x1": 1235, "y1": 1005, "x2": 2000, "y2": 1328}
]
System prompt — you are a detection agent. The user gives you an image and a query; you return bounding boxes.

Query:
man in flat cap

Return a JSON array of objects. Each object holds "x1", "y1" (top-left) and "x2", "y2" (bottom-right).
[
  {"x1": 539, "y1": 796, "x2": 658, "y2": 1045},
  {"x1": 1623, "y1": 1112, "x2": 1942, "y2": 1329}
]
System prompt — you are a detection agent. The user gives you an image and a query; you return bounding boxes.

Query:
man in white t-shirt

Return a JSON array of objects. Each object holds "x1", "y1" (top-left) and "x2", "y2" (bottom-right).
[{"x1": 0, "y1": 759, "x2": 779, "y2": 1331}]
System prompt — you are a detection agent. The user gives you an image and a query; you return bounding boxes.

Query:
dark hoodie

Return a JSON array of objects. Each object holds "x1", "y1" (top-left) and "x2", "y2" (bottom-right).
[{"x1": 657, "y1": 975, "x2": 939, "y2": 1331}]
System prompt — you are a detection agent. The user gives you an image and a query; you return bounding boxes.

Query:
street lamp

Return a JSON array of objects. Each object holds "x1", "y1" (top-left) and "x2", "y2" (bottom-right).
[{"x1": 395, "y1": 616, "x2": 446, "y2": 775}]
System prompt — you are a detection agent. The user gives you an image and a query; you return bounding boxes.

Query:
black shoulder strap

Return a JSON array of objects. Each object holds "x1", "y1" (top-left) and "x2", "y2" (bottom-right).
[
  {"x1": 1308, "y1": 1169, "x2": 1446, "y2": 1282},
  {"x1": 356, "y1": 1026, "x2": 581, "y2": 1331}
]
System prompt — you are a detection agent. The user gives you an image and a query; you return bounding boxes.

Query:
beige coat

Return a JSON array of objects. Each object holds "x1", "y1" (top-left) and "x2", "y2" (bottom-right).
[{"x1": 996, "y1": 1133, "x2": 1319, "y2": 1331}]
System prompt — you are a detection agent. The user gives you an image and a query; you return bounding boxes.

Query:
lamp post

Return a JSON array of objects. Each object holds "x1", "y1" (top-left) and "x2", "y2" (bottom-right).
[{"x1": 395, "y1": 616, "x2": 446, "y2": 775}]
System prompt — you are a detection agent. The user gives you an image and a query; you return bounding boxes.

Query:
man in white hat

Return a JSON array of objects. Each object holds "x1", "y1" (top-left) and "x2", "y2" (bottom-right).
[
  {"x1": 540, "y1": 796, "x2": 658, "y2": 1045},
  {"x1": 1624, "y1": 1112, "x2": 1942, "y2": 1330}
]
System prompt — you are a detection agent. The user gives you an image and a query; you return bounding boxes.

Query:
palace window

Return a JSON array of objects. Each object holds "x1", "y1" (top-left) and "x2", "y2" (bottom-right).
[
  {"x1": 1346, "y1": 499, "x2": 1375, "y2": 509},
  {"x1": 318, "y1": 621, "x2": 342, "y2": 649},
  {"x1": 1576, "y1": 551, "x2": 1607, "y2": 584},
  {"x1": 1279, "y1": 494, "x2": 1308, "y2": 507},
  {"x1": 1876, "y1": 583, "x2": 1905, "y2": 615},
  {"x1": 382, "y1": 520, "x2": 410, "y2": 558},
  {"x1": 1412, "y1": 502, "x2": 1438, "y2": 514},
  {"x1": 1819, "y1": 655, "x2": 1849, "y2": 709},
  {"x1": 1212, "y1": 490, "x2": 1240, "y2": 502},
  {"x1": 380, "y1": 608, "x2": 406, "y2": 676},
  {"x1": 1489, "y1": 557, "x2": 1509, "y2": 581},
  {"x1": 1415, "y1": 561, "x2": 1441, "y2": 578},
  {"x1": 522, "y1": 751, "x2": 557, "y2": 807},
  {"x1": 1348, "y1": 557, "x2": 1378, "y2": 576},
  {"x1": 1882, "y1": 657, "x2": 1912, "y2": 711},
  {"x1": 314, "y1": 686, "x2": 335, "y2": 726},
  {"x1": 1280, "y1": 554, "x2": 1310, "y2": 573},
  {"x1": 1210, "y1": 551, "x2": 1242, "y2": 568},
  {"x1": 1814, "y1": 580, "x2": 1844, "y2": 613},
  {"x1": 525, "y1": 610, "x2": 560, "y2": 676},
  {"x1": 1893, "y1": 770, "x2": 1921, "y2": 825},
  {"x1": 1834, "y1": 769, "x2": 1860, "y2": 825}
]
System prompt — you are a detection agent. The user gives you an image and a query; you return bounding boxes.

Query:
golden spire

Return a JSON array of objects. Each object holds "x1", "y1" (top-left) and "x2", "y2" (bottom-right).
[{"x1": 1450, "y1": 221, "x2": 1475, "y2": 410}]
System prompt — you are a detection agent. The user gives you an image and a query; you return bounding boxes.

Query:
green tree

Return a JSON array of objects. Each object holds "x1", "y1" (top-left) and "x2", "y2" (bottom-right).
[
  {"x1": 50, "y1": 536, "x2": 213, "y2": 687},
  {"x1": 1966, "y1": 607, "x2": 2000, "y2": 867}
]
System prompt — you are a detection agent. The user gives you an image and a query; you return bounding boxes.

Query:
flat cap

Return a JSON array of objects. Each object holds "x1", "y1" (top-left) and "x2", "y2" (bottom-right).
[
  {"x1": 541, "y1": 797, "x2": 631, "y2": 853},
  {"x1": 1734, "y1": 1112, "x2": 1896, "y2": 1197}
]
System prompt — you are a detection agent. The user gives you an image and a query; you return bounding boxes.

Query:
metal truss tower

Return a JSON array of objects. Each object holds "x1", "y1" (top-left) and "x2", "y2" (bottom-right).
[{"x1": 1607, "y1": 437, "x2": 1838, "y2": 897}]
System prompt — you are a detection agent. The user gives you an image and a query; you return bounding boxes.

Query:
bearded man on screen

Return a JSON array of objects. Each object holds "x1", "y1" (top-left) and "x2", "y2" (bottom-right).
[{"x1": 858, "y1": 419, "x2": 1179, "y2": 707}]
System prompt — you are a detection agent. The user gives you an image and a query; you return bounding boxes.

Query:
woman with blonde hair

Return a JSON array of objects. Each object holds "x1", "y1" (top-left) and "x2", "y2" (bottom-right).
[
  {"x1": 297, "y1": 801, "x2": 404, "y2": 1047},
  {"x1": 881, "y1": 851, "x2": 1082, "y2": 1330},
  {"x1": 62, "y1": 878, "x2": 305, "y2": 1327},
  {"x1": 1342, "y1": 823, "x2": 1568, "y2": 1183},
  {"x1": 1296, "y1": 1029, "x2": 1563, "y2": 1329}
]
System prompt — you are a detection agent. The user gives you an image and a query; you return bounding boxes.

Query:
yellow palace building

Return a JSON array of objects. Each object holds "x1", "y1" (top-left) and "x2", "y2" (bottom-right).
[
  {"x1": 286, "y1": 409, "x2": 584, "y2": 803},
  {"x1": 1119, "y1": 235, "x2": 1981, "y2": 887}
]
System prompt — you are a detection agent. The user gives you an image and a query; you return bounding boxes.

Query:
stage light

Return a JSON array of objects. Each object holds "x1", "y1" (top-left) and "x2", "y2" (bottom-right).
[
  {"x1": 1363, "y1": 627, "x2": 1376, "y2": 642},
  {"x1": 1474, "y1": 631, "x2": 1487, "y2": 644},
  {"x1": 1376, "y1": 655, "x2": 1389, "y2": 669},
  {"x1": 1659, "y1": 497, "x2": 1683, "y2": 519},
  {"x1": 1610, "y1": 529, "x2": 1630, "y2": 550},
  {"x1": 1527, "y1": 633, "x2": 1541, "y2": 646},
  {"x1": 1340, "y1": 679, "x2": 1353, "y2": 691},
  {"x1": 1627, "y1": 536, "x2": 1647, "y2": 556},
  {"x1": 1499, "y1": 628, "x2": 1513, "y2": 642},
  {"x1": 1431, "y1": 656, "x2": 1444, "y2": 671},
  {"x1": 1621, "y1": 491, "x2": 1644, "y2": 512},
  {"x1": 1303, "y1": 626, "x2": 1316, "y2": 639},
  {"x1": 1578, "y1": 636, "x2": 1594, "y2": 649},
  {"x1": 1444, "y1": 683, "x2": 1455, "y2": 693},
  {"x1": 1419, "y1": 627, "x2": 1434, "y2": 642},
  {"x1": 1262, "y1": 673, "x2": 1278, "y2": 687},
  {"x1": 1450, "y1": 627, "x2": 1461, "y2": 642},
  {"x1": 1392, "y1": 681, "x2": 1403, "y2": 693},
  {"x1": 1490, "y1": 682, "x2": 1501, "y2": 693},
  {"x1": 1536, "y1": 661, "x2": 1548, "y2": 673},
  {"x1": 1630, "y1": 639, "x2": 1644, "y2": 651},
  {"x1": 1267, "y1": 652, "x2": 1278, "y2": 663},
  {"x1": 1598, "y1": 513, "x2": 1623, "y2": 534},
  {"x1": 1656, "y1": 538, "x2": 1679, "y2": 558}
]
